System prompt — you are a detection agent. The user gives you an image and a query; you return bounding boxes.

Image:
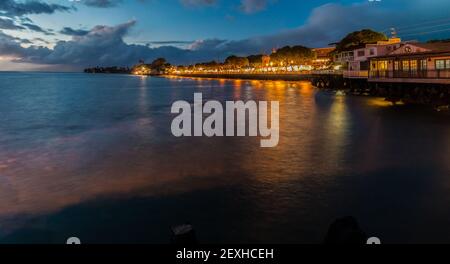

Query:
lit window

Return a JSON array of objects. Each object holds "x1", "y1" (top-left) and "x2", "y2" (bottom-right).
[
  {"x1": 436, "y1": 60, "x2": 446, "y2": 70},
  {"x1": 378, "y1": 61, "x2": 388, "y2": 70},
  {"x1": 402, "y1": 60, "x2": 410, "y2": 71},
  {"x1": 410, "y1": 60, "x2": 418, "y2": 71},
  {"x1": 420, "y1": 60, "x2": 427, "y2": 70}
]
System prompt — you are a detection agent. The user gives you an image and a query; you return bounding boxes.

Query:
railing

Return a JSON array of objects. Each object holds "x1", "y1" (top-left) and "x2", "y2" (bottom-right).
[
  {"x1": 334, "y1": 57, "x2": 355, "y2": 63},
  {"x1": 312, "y1": 70, "x2": 342, "y2": 75},
  {"x1": 370, "y1": 70, "x2": 450, "y2": 79},
  {"x1": 343, "y1": 70, "x2": 369, "y2": 78},
  {"x1": 173, "y1": 70, "x2": 343, "y2": 76}
]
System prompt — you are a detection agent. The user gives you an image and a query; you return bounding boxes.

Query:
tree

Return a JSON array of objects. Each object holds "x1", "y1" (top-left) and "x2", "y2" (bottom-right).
[
  {"x1": 247, "y1": 55, "x2": 264, "y2": 67},
  {"x1": 335, "y1": 29, "x2": 388, "y2": 53},
  {"x1": 151, "y1": 58, "x2": 167, "y2": 68},
  {"x1": 195, "y1": 60, "x2": 220, "y2": 70},
  {"x1": 150, "y1": 58, "x2": 171, "y2": 73},
  {"x1": 225, "y1": 55, "x2": 250, "y2": 68},
  {"x1": 270, "y1": 45, "x2": 315, "y2": 66}
]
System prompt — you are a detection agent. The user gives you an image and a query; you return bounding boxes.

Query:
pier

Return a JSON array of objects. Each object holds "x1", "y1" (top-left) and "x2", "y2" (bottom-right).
[
  {"x1": 170, "y1": 71, "x2": 450, "y2": 107},
  {"x1": 173, "y1": 72, "x2": 342, "y2": 84}
]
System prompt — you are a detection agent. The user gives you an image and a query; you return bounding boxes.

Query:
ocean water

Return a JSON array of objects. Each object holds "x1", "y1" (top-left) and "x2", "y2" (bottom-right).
[{"x1": 0, "y1": 72, "x2": 449, "y2": 243}]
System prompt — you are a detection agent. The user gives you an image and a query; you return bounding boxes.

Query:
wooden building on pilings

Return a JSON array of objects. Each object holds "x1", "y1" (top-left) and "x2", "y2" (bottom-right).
[
  {"x1": 366, "y1": 42, "x2": 450, "y2": 105},
  {"x1": 369, "y1": 42, "x2": 450, "y2": 84}
]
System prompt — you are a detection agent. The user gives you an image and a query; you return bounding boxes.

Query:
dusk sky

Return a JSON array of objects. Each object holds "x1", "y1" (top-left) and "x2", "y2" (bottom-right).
[{"x1": 1, "y1": 0, "x2": 450, "y2": 71}]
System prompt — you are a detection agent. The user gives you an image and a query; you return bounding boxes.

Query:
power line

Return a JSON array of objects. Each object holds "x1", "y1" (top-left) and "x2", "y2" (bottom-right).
[
  {"x1": 400, "y1": 27, "x2": 450, "y2": 38},
  {"x1": 380, "y1": 17, "x2": 450, "y2": 34},
  {"x1": 396, "y1": 22, "x2": 450, "y2": 34},
  {"x1": 390, "y1": 17, "x2": 450, "y2": 31}
]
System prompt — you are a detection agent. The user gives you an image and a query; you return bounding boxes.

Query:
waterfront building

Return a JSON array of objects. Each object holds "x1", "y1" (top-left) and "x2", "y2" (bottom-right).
[
  {"x1": 334, "y1": 50, "x2": 354, "y2": 71},
  {"x1": 312, "y1": 47, "x2": 335, "y2": 69},
  {"x1": 262, "y1": 55, "x2": 271, "y2": 67},
  {"x1": 340, "y1": 37, "x2": 402, "y2": 78},
  {"x1": 369, "y1": 42, "x2": 450, "y2": 84}
]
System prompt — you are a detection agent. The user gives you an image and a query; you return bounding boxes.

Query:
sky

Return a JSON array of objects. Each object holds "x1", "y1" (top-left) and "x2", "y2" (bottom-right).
[{"x1": 0, "y1": 0, "x2": 450, "y2": 71}]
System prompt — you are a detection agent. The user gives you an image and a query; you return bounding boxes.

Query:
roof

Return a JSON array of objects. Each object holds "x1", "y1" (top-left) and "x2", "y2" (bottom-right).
[
  {"x1": 370, "y1": 42, "x2": 450, "y2": 59},
  {"x1": 372, "y1": 51, "x2": 450, "y2": 60},
  {"x1": 411, "y1": 42, "x2": 450, "y2": 52}
]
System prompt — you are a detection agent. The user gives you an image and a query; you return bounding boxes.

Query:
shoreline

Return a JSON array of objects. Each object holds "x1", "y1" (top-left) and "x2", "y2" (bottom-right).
[
  {"x1": 162, "y1": 73, "x2": 450, "y2": 109},
  {"x1": 164, "y1": 73, "x2": 318, "y2": 81}
]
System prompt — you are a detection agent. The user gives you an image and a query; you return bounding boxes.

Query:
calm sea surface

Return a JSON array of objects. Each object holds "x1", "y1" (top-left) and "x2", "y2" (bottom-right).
[{"x1": 0, "y1": 72, "x2": 449, "y2": 243}]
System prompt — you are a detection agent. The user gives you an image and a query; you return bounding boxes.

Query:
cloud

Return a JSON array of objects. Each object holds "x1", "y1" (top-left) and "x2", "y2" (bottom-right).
[
  {"x1": 239, "y1": 0, "x2": 269, "y2": 14},
  {"x1": 0, "y1": 17, "x2": 54, "y2": 34},
  {"x1": 0, "y1": 31, "x2": 51, "y2": 60},
  {"x1": 21, "y1": 23, "x2": 54, "y2": 35},
  {"x1": 0, "y1": 21, "x2": 224, "y2": 69},
  {"x1": 60, "y1": 27, "x2": 90, "y2": 36},
  {"x1": 83, "y1": 0, "x2": 123, "y2": 8},
  {"x1": 149, "y1": 40, "x2": 194, "y2": 45},
  {"x1": 0, "y1": 17, "x2": 25, "y2": 30},
  {"x1": 192, "y1": 0, "x2": 450, "y2": 55},
  {"x1": 0, "y1": 21, "x2": 160, "y2": 68},
  {"x1": 0, "y1": 1, "x2": 73, "y2": 35},
  {"x1": 180, "y1": 0, "x2": 216, "y2": 7},
  {"x1": 0, "y1": 0, "x2": 73, "y2": 17},
  {"x1": 189, "y1": 39, "x2": 227, "y2": 50},
  {"x1": 32, "y1": 37, "x2": 50, "y2": 44},
  {"x1": 73, "y1": 0, "x2": 149, "y2": 8}
]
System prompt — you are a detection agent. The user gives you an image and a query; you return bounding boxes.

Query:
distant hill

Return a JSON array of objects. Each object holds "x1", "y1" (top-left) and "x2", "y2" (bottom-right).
[{"x1": 335, "y1": 29, "x2": 388, "y2": 53}]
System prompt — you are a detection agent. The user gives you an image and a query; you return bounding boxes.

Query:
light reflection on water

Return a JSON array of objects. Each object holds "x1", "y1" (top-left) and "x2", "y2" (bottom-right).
[{"x1": 0, "y1": 73, "x2": 449, "y2": 243}]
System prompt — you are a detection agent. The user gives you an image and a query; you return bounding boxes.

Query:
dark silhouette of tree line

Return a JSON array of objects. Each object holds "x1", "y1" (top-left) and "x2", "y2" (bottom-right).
[
  {"x1": 175, "y1": 44, "x2": 317, "y2": 72},
  {"x1": 84, "y1": 66, "x2": 131, "y2": 74}
]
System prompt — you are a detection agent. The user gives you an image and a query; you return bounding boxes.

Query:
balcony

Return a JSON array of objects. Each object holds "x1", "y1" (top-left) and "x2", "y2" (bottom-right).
[
  {"x1": 343, "y1": 70, "x2": 369, "y2": 78},
  {"x1": 369, "y1": 70, "x2": 450, "y2": 84}
]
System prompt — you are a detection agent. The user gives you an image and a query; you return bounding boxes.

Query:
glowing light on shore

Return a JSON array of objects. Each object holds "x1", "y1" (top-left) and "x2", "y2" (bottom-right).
[{"x1": 367, "y1": 98, "x2": 405, "y2": 107}]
